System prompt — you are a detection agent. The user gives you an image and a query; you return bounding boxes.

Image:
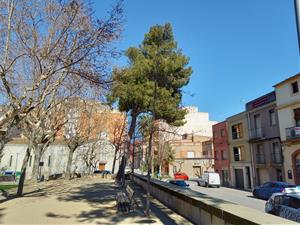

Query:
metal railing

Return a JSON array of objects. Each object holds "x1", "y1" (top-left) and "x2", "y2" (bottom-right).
[
  {"x1": 250, "y1": 127, "x2": 265, "y2": 139},
  {"x1": 232, "y1": 131, "x2": 242, "y2": 140},
  {"x1": 271, "y1": 153, "x2": 283, "y2": 164},
  {"x1": 286, "y1": 127, "x2": 300, "y2": 140}
]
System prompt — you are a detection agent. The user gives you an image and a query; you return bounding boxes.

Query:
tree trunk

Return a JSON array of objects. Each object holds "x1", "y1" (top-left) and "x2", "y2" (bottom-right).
[
  {"x1": 0, "y1": 139, "x2": 8, "y2": 164},
  {"x1": 65, "y1": 149, "x2": 74, "y2": 179},
  {"x1": 131, "y1": 137, "x2": 135, "y2": 174},
  {"x1": 146, "y1": 123, "x2": 154, "y2": 216},
  {"x1": 31, "y1": 145, "x2": 42, "y2": 181},
  {"x1": 17, "y1": 147, "x2": 30, "y2": 197},
  {"x1": 112, "y1": 145, "x2": 119, "y2": 174},
  {"x1": 116, "y1": 111, "x2": 137, "y2": 182}
]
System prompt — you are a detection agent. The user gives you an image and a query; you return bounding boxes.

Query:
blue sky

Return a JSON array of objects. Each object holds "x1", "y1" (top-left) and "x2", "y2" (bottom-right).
[{"x1": 94, "y1": 0, "x2": 299, "y2": 122}]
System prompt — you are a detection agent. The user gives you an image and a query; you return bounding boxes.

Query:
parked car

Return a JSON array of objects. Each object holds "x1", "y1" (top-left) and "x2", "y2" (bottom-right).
[
  {"x1": 174, "y1": 172, "x2": 189, "y2": 180},
  {"x1": 93, "y1": 170, "x2": 112, "y2": 175},
  {"x1": 169, "y1": 179, "x2": 190, "y2": 189},
  {"x1": 265, "y1": 192, "x2": 300, "y2": 223},
  {"x1": 252, "y1": 181, "x2": 296, "y2": 200},
  {"x1": 197, "y1": 172, "x2": 220, "y2": 188}
]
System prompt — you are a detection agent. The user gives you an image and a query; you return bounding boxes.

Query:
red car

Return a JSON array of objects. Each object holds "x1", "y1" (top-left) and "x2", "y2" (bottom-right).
[{"x1": 174, "y1": 172, "x2": 189, "y2": 180}]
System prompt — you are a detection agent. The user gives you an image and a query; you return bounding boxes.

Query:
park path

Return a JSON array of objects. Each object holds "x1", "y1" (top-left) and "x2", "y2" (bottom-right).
[{"x1": 0, "y1": 177, "x2": 191, "y2": 224}]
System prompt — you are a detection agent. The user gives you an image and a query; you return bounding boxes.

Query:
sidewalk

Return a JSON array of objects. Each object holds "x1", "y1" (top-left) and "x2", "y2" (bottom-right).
[{"x1": 0, "y1": 177, "x2": 191, "y2": 224}]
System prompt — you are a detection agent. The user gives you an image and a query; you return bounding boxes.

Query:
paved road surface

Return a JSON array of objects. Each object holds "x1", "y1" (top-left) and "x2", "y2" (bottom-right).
[{"x1": 186, "y1": 181, "x2": 266, "y2": 212}]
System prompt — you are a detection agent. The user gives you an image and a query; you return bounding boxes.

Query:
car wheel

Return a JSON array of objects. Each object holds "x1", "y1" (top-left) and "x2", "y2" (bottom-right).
[
  {"x1": 217, "y1": 185, "x2": 220, "y2": 188},
  {"x1": 253, "y1": 190, "x2": 258, "y2": 198},
  {"x1": 197, "y1": 181, "x2": 200, "y2": 186}
]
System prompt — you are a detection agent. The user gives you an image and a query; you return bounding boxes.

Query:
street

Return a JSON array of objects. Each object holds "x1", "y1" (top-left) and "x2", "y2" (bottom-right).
[{"x1": 186, "y1": 181, "x2": 266, "y2": 213}]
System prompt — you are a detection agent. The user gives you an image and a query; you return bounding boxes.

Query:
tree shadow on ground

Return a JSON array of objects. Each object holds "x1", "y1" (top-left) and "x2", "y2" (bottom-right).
[
  {"x1": 0, "y1": 208, "x2": 6, "y2": 223},
  {"x1": 52, "y1": 179, "x2": 191, "y2": 224}
]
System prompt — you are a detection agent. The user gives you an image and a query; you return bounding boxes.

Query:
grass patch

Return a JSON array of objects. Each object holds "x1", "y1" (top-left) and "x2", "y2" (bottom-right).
[{"x1": 0, "y1": 184, "x2": 17, "y2": 192}]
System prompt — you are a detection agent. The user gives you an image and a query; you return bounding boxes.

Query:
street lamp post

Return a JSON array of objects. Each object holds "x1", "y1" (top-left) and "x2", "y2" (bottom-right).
[
  {"x1": 295, "y1": 0, "x2": 300, "y2": 55},
  {"x1": 14, "y1": 153, "x2": 19, "y2": 181}
]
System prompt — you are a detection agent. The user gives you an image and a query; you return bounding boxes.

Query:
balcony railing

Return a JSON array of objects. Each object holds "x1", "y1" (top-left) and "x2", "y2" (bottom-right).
[
  {"x1": 250, "y1": 127, "x2": 265, "y2": 140},
  {"x1": 256, "y1": 154, "x2": 265, "y2": 164},
  {"x1": 232, "y1": 131, "x2": 242, "y2": 140},
  {"x1": 271, "y1": 153, "x2": 283, "y2": 164},
  {"x1": 286, "y1": 127, "x2": 300, "y2": 140}
]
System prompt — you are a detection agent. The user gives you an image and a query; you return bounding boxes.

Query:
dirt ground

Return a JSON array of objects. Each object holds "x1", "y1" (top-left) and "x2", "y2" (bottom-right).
[{"x1": 0, "y1": 176, "x2": 191, "y2": 224}]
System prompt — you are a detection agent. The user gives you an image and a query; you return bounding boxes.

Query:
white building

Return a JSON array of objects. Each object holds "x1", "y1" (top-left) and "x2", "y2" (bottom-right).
[
  {"x1": 177, "y1": 106, "x2": 218, "y2": 137},
  {"x1": 0, "y1": 137, "x2": 118, "y2": 179},
  {"x1": 274, "y1": 73, "x2": 300, "y2": 184}
]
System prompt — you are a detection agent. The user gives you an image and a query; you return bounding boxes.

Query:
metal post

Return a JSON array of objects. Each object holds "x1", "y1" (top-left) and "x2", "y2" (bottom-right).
[
  {"x1": 14, "y1": 153, "x2": 19, "y2": 181},
  {"x1": 295, "y1": 0, "x2": 300, "y2": 55}
]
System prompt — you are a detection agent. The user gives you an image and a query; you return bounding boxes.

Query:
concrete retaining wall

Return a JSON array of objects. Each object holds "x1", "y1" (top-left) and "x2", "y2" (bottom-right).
[{"x1": 133, "y1": 174, "x2": 297, "y2": 225}]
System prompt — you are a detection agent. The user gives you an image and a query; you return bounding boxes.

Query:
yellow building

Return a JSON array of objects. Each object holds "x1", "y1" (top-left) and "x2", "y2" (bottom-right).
[
  {"x1": 168, "y1": 135, "x2": 214, "y2": 178},
  {"x1": 227, "y1": 112, "x2": 254, "y2": 190},
  {"x1": 274, "y1": 73, "x2": 300, "y2": 184}
]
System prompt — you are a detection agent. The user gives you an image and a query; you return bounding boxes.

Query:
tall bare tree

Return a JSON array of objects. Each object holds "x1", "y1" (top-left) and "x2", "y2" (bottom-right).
[
  {"x1": 111, "y1": 113, "x2": 127, "y2": 174},
  {"x1": 0, "y1": 0, "x2": 123, "y2": 165}
]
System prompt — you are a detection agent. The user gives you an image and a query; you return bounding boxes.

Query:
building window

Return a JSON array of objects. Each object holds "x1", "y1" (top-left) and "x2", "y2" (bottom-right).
[
  {"x1": 294, "y1": 108, "x2": 300, "y2": 127},
  {"x1": 220, "y1": 129, "x2": 225, "y2": 137},
  {"x1": 233, "y1": 147, "x2": 242, "y2": 161},
  {"x1": 214, "y1": 151, "x2": 218, "y2": 160},
  {"x1": 9, "y1": 155, "x2": 13, "y2": 167},
  {"x1": 187, "y1": 151, "x2": 194, "y2": 158},
  {"x1": 213, "y1": 131, "x2": 217, "y2": 138},
  {"x1": 269, "y1": 109, "x2": 276, "y2": 126},
  {"x1": 276, "y1": 169, "x2": 283, "y2": 181},
  {"x1": 221, "y1": 150, "x2": 227, "y2": 160},
  {"x1": 272, "y1": 142, "x2": 282, "y2": 163},
  {"x1": 232, "y1": 123, "x2": 243, "y2": 139},
  {"x1": 292, "y1": 81, "x2": 299, "y2": 94},
  {"x1": 256, "y1": 144, "x2": 265, "y2": 164},
  {"x1": 48, "y1": 155, "x2": 51, "y2": 167}
]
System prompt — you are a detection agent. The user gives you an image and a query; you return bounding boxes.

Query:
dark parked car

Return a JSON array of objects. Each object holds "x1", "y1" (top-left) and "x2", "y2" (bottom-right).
[
  {"x1": 253, "y1": 181, "x2": 296, "y2": 200},
  {"x1": 169, "y1": 180, "x2": 190, "y2": 189},
  {"x1": 265, "y1": 192, "x2": 300, "y2": 223},
  {"x1": 94, "y1": 170, "x2": 112, "y2": 175}
]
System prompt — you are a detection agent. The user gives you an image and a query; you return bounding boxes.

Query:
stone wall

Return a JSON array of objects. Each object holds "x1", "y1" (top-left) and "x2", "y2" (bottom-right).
[{"x1": 133, "y1": 174, "x2": 296, "y2": 225}]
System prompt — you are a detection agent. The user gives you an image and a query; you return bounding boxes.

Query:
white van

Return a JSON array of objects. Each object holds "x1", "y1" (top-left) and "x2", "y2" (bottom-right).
[{"x1": 197, "y1": 172, "x2": 221, "y2": 188}]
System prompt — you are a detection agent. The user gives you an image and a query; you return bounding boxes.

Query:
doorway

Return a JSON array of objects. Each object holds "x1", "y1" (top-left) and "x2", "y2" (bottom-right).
[
  {"x1": 99, "y1": 163, "x2": 106, "y2": 170},
  {"x1": 235, "y1": 169, "x2": 244, "y2": 189},
  {"x1": 292, "y1": 150, "x2": 300, "y2": 185}
]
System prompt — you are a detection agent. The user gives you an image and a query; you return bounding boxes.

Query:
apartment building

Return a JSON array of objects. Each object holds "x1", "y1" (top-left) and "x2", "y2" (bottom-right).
[
  {"x1": 227, "y1": 112, "x2": 253, "y2": 190},
  {"x1": 168, "y1": 135, "x2": 214, "y2": 178},
  {"x1": 246, "y1": 92, "x2": 283, "y2": 186},
  {"x1": 212, "y1": 121, "x2": 230, "y2": 186},
  {"x1": 0, "y1": 102, "x2": 125, "y2": 179},
  {"x1": 274, "y1": 73, "x2": 300, "y2": 184}
]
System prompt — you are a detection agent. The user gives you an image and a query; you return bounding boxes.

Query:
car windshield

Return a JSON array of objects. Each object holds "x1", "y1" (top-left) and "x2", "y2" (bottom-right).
[{"x1": 283, "y1": 184, "x2": 297, "y2": 188}]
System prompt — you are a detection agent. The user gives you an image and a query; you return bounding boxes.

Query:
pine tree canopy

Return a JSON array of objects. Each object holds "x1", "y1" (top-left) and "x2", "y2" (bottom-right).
[{"x1": 109, "y1": 23, "x2": 192, "y2": 126}]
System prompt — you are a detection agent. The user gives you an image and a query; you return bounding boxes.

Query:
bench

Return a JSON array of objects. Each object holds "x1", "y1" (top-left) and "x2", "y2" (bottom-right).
[{"x1": 116, "y1": 185, "x2": 135, "y2": 213}]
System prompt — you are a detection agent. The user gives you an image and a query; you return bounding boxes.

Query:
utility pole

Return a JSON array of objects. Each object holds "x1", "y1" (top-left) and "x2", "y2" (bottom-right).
[{"x1": 295, "y1": 0, "x2": 300, "y2": 55}]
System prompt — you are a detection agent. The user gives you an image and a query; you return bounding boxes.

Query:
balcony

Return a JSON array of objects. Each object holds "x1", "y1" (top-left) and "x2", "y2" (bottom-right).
[
  {"x1": 256, "y1": 154, "x2": 265, "y2": 165},
  {"x1": 249, "y1": 128, "x2": 265, "y2": 140},
  {"x1": 232, "y1": 131, "x2": 242, "y2": 140},
  {"x1": 286, "y1": 127, "x2": 300, "y2": 140},
  {"x1": 271, "y1": 153, "x2": 283, "y2": 164}
]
